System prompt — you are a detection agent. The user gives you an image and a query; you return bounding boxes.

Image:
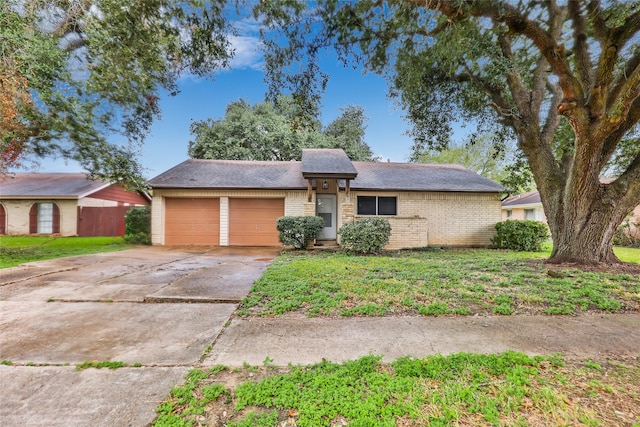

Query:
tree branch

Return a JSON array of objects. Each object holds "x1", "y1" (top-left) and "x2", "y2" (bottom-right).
[
  {"x1": 568, "y1": 0, "x2": 594, "y2": 92},
  {"x1": 541, "y1": 80, "x2": 564, "y2": 146},
  {"x1": 600, "y1": 96, "x2": 640, "y2": 169},
  {"x1": 416, "y1": 0, "x2": 584, "y2": 104},
  {"x1": 52, "y1": 0, "x2": 92, "y2": 40}
]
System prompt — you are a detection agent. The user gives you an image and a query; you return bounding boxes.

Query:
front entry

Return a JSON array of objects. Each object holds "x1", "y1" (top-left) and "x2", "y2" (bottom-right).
[{"x1": 316, "y1": 194, "x2": 337, "y2": 240}]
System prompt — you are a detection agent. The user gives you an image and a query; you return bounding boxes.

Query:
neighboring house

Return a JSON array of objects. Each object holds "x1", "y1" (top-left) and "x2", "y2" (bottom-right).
[
  {"x1": 501, "y1": 190, "x2": 547, "y2": 222},
  {"x1": 502, "y1": 189, "x2": 640, "y2": 236},
  {"x1": 148, "y1": 149, "x2": 503, "y2": 249},
  {"x1": 0, "y1": 173, "x2": 150, "y2": 236}
]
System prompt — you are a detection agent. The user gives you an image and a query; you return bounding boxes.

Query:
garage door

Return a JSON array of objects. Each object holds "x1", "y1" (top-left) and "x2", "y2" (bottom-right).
[
  {"x1": 229, "y1": 198, "x2": 284, "y2": 246},
  {"x1": 165, "y1": 198, "x2": 220, "y2": 245}
]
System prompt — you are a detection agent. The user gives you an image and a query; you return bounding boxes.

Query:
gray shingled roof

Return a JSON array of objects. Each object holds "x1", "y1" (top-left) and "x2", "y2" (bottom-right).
[
  {"x1": 502, "y1": 190, "x2": 541, "y2": 207},
  {"x1": 0, "y1": 173, "x2": 109, "y2": 199},
  {"x1": 148, "y1": 159, "x2": 308, "y2": 189},
  {"x1": 350, "y1": 162, "x2": 503, "y2": 192},
  {"x1": 149, "y1": 157, "x2": 502, "y2": 193},
  {"x1": 301, "y1": 149, "x2": 358, "y2": 178}
]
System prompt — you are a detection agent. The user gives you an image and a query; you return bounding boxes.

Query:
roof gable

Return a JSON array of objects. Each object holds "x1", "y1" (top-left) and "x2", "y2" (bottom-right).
[{"x1": 301, "y1": 149, "x2": 358, "y2": 179}]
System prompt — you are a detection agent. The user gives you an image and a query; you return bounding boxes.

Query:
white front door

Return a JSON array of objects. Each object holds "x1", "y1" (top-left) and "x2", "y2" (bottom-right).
[{"x1": 316, "y1": 194, "x2": 336, "y2": 240}]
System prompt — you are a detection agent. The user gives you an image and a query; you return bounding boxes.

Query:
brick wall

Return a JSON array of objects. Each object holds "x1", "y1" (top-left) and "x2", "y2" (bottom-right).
[{"x1": 349, "y1": 191, "x2": 501, "y2": 248}]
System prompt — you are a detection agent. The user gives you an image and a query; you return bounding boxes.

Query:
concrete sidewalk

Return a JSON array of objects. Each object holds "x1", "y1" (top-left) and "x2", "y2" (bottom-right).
[{"x1": 204, "y1": 313, "x2": 640, "y2": 367}]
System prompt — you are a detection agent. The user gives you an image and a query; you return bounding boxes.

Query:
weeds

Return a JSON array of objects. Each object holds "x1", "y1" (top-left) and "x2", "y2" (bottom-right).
[
  {"x1": 153, "y1": 352, "x2": 640, "y2": 427},
  {"x1": 238, "y1": 250, "x2": 640, "y2": 318},
  {"x1": 76, "y1": 360, "x2": 129, "y2": 370}
]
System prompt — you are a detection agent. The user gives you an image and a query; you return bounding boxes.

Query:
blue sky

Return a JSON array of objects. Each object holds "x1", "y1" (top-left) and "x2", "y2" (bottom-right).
[{"x1": 35, "y1": 16, "x2": 421, "y2": 179}]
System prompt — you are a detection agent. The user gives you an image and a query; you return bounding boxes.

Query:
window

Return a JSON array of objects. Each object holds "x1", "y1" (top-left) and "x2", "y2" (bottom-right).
[
  {"x1": 29, "y1": 203, "x2": 60, "y2": 234},
  {"x1": 357, "y1": 196, "x2": 397, "y2": 216},
  {"x1": 38, "y1": 203, "x2": 54, "y2": 233},
  {"x1": 525, "y1": 208, "x2": 536, "y2": 220},
  {"x1": 506, "y1": 210, "x2": 512, "y2": 218}
]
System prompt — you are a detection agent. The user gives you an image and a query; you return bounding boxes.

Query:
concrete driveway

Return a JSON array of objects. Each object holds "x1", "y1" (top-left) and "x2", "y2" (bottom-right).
[{"x1": 0, "y1": 246, "x2": 278, "y2": 427}]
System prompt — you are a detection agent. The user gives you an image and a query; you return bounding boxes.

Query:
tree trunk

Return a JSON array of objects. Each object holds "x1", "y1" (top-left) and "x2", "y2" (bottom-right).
[
  {"x1": 548, "y1": 215, "x2": 620, "y2": 265},
  {"x1": 542, "y1": 180, "x2": 631, "y2": 265}
]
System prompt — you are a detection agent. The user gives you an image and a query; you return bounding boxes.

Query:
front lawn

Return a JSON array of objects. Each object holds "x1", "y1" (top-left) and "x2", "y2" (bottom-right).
[
  {"x1": 238, "y1": 249, "x2": 640, "y2": 318},
  {"x1": 154, "y1": 352, "x2": 640, "y2": 427},
  {"x1": 0, "y1": 236, "x2": 130, "y2": 268}
]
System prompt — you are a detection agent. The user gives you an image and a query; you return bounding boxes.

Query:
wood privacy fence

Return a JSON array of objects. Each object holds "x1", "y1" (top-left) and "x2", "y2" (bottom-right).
[{"x1": 77, "y1": 206, "x2": 132, "y2": 236}]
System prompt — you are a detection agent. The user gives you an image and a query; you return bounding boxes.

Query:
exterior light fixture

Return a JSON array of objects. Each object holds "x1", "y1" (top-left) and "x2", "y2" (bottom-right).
[{"x1": 322, "y1": 180, "x2": 329, "y2": 189}]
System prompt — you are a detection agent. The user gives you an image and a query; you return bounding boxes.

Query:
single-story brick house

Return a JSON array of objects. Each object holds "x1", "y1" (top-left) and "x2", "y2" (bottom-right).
[
  {"x1": 502, "y1": 188, "x2": 640, "y2": 236},
  {"x1": 0, "y1": 173, "x2": 150, "y2": 236},
  {"x1": 148, "y1": 149, "x2": 503, "y2": 249},
  {"x1": 501, "y1": 190, "x2": 547, "y2": 222}
]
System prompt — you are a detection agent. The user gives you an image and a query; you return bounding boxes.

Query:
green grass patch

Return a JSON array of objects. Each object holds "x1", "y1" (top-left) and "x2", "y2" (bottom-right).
[
  {"x1": 238, "y1": 250, "x2": 640, "y2": 318},
  {"x1": 614, "y1": 246, "x2": 640, "y2": 264},
  {"x1": 153, "y1": 352, "x2": 640, "y2": 426},
  {"x1": 0, "y1": 236, "x2": 129, "y2": 268},
  {"x1": 76, "y1": 360, "x2": 129, "y2": 370}
]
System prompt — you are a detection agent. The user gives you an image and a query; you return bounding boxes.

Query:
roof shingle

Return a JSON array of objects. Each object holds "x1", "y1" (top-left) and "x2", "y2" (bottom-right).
[
  {"x1": 148, "y1": 159, "x2": 308, "y2": 189},
  {"x1": 149, "y1": 157, "x2": 502, "y2": 193},
  {"x1": 0, "y1": 173, "x2": 109, "y2": 198}
]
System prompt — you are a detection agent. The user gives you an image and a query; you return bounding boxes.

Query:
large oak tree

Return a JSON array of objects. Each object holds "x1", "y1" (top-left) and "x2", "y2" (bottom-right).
[
  {"x1": 1, "y1": 0, "x2": 233, "y2": 188},
  {"x1": 256, "y1": 0, "x2": 640, "y2": 265},
  {"x1": 188, "y1": 96, "x2": 376, "y2": 161}
]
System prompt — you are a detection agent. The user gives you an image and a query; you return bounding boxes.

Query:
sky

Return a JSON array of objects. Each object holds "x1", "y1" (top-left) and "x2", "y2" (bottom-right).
[{"x1": 33, "y1": 15, "x2": 425, "y2": 179}]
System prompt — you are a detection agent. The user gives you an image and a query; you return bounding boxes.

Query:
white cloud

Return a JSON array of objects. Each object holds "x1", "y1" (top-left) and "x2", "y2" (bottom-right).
[{"x1": 227, "y1": 35, "x2": 264, "y2": 71}]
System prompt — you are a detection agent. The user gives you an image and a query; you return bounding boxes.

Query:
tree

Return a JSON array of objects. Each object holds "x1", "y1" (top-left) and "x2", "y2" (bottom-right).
[
  {"x1": 188, "y1": 96, "x2": 376, "y2": 161},
  {"x1": 256, "y1": 0, "x2": 640, "y2": 265},
  {"x1": 324, "y1": 105, "x2": 375, "y2": 161},
  {"x1": 1, "y1": 0, "x2": 233, "y2": 187},
  {"x1": 416, "y1": 133, "x2": 533, "y2": 193}
]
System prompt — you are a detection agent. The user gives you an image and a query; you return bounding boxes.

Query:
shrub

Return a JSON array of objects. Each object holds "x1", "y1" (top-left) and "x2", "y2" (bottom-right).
[
  {"x1": 124, "y1": 206, "x2": 151, "y2": 245},
  {"x1": 276, "y1": 216, "x2": 324, "y2": 249},
  {"x1": 338, "y1": 218, "x2": 391, "y2": 254},
  {"x1": 613, "y1": 215, "x2": 640, "y2": 248},
  {"x1": 492, "y1": 220, "x2": 550, "y2": 252}
]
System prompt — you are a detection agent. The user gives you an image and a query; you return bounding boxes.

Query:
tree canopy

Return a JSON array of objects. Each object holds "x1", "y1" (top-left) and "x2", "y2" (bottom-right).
[
  {"x1": 417, "y1": 134, "x2": 533, "y2": 194},
  {"x1": 1, "y1": 0, "x2": 233, "y2": 188},
  {"x1": 256, "y1": 0, "x2": 640, "y2": 265},
  {"x1": 188, "y1": 96, "x2": 376, "y2": 161}
]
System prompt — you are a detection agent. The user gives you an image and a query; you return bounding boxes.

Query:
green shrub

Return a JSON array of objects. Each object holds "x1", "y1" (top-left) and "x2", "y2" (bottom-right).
[
  {"x1": 338, "y1": 218, "x2": 391, "y2": 254},
  {"x1": 492, "y1": 220, "x2": 550, "y2": 252},
  {"x1": 613, "y1": 215, "x2": 640, "y2": 248},
  {"x1": 124, "y1": 206, "x2": 151, "y2": 245},
  {"x1": 276, "y1": 216, "x2": 324, "y2": 249}
]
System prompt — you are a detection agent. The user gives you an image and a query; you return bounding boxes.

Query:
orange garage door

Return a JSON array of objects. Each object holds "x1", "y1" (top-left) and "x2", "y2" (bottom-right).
[
  {"x1": 229, "y1": 198, "x2": 284, "y2": 246},
  {"x1": 165, "y1": 198, "x2": 220, "y2": 245}
]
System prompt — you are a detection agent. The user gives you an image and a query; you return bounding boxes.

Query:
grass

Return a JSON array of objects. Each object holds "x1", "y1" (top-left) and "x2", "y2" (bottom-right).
[
  {"x1": 614, "y1": 246, "x2": 640, "y2": 264},
  {"x1": 238, "y1": 248, "x2": 640, "y2": 318},
  {"x1": 153, "y1": 352, "x2": 640, "y2": 427},
  {"x1": 75, "y1": 360, "x2": 131, "y2": 370},
  {"x1": 0, "y1": 236, "x2": 130, "y2": 268}
]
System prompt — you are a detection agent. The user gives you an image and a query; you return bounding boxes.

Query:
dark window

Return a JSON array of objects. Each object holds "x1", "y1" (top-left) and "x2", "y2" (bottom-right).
[
  {"x1": 357, "y1": 196, "x2": 397, "y2": 216},
  {"x1": 357, "y1": 196, "x2": 377, "y2": 215},
  {"x1": 378, "y1": 197, "x2": 397, "y2": 215}
]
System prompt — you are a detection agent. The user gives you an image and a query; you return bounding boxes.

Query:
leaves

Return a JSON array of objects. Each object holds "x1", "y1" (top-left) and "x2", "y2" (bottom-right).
[
  {"x1": 188, "y1": 96, "x2": 376, "y2": 161},
  {"x1": 1, "y1": 0, "x2": 233, "y2": 187}
]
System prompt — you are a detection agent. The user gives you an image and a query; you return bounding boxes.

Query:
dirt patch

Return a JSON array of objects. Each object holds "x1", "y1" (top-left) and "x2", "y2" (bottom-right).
[{"x1": 544, "y1": 260, "x2": 640, "y2": 275}]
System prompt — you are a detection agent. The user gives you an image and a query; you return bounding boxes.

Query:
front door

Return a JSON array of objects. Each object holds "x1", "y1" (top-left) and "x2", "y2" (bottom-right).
[{"x1": 316, "y1": 194, "x2": 336, "y2": 240}]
